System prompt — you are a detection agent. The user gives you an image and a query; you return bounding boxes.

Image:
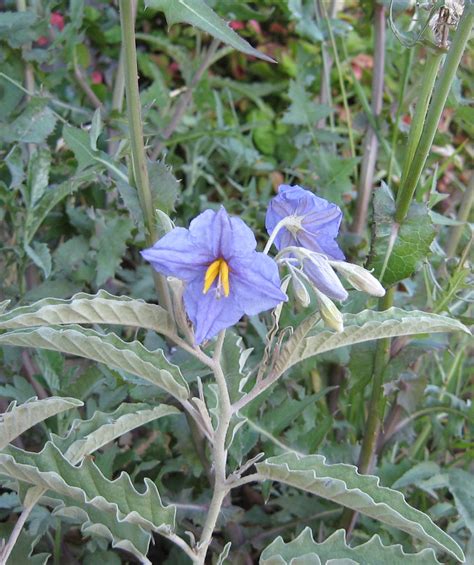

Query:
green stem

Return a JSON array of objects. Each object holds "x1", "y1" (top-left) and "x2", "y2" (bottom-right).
[
  {"x1": 395, "y1": 5, "x2": 474, "y2": 223},
  {"x1": 398, "y1": 51, "x2": 443, "y2": 193},
  {"x1": 119, "y1": 0, "x2": 173, "y2": 316},
  {"x1": 119, "y1": 0, "x2": 155, "y2": 243}
]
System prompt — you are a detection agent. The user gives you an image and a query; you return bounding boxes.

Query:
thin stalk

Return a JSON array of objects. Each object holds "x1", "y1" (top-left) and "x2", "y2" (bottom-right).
[
  {"x1": 195, "y1": 331, "x2": 232, "y2": 564},
  {"x1": 387, "y1": 48, "x2": 414, "y2": 182},
  {"x1": 119, "y1": 0, "x2": 173, "y2": 315},
  {"x1": 395, "y1": 4, "x2": 474, "y2": 223},
  {"x1": 398, "y1": 51, "x2": 443, "y2": 192},
  {"x1": 352, "y1": 3, "x2": 386, "y2": 235},
  {"x1": 320, "y1": 3, "x2": 357, "y2": 169},
  {"x1": 119, "y1": 0, "x2": 155, "y2": 242}
]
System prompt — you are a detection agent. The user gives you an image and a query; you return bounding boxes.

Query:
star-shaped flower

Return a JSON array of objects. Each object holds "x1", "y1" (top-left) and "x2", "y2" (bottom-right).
[{"x1": 142, "y1": 208, "x2": 287, "y2": 344}]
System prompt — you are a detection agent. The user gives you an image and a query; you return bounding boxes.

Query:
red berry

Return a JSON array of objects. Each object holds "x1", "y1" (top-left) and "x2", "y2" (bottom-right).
[{"x1": 91, "y1": 71, "x2": 103, "y2": 85}]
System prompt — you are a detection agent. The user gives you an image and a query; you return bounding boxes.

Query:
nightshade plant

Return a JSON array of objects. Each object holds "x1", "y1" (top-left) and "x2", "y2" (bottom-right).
[{"x1": 0, "y1": 1, "x2": 472, "y2": 564}]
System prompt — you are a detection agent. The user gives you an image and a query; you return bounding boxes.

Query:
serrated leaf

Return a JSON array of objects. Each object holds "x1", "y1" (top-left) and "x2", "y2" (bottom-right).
[
  {"x1": 0, "y1": 290, "x2": 174, "y2": 337},
  {"x1": 94, "y1": 215, "x2": 133, "y2": 286},
  {"x1": 52, "y1": 403, "x2": 179, "y2": 465},
  {"x1": 367, "y1": 184, "x2": 436, "y2": 286},
  {"x1": 24, "y1": 242, "x2": 52, "y2": 278},
  {"x1": 282, "y1": 80, "x2": 332, "y2": 126},
  {"x1": 256, "y1": 453, "x2": 464, "y2": 561},
  {"x1": 148, "y1": 160, "x2": 180, "y2": 213},
  {"x1": 2, "y1": 98, "x2": 57, "y2": 144},
  {"x1": 0, "y1": 325, "x2": 189, "y2": 400},
  {"x1": 145, "y1": 0, "x2": 274, "y2": 62},
  {"x1": 0, "y1": 11, "x2": 38, "y2": 48},
  {"x1": 62, "y1": 125, "x2": 127, "y2": 182},
  {"x1": 0, "y1": 397, "x2": 83, "y2": 451},
  {"x1": 276, "y1": 308, "x2": 469, "y2": 373},
  {"x1": 260, "y1": 527, "x2": 441, "y2": 564},
  {"x1": 0, "y1": 442, "x2": 176, "y2": 541}
]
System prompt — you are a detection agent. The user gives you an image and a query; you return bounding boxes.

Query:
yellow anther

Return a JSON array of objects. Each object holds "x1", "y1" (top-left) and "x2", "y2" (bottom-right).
[
  {"x1": 203, "y1": 259, "x2": 230, "y2": 297},
  {"x1": 220, "y1": 260, "x2": 230, "y2": 297}
]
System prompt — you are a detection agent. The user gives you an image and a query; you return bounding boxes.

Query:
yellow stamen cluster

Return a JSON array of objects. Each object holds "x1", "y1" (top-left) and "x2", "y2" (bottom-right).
[{"x1": 203, "y1": 258, "x2": 230, "y2": 297}]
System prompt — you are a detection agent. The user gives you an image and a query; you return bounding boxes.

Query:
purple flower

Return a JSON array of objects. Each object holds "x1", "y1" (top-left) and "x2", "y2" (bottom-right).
[
  {"x1": 266, "y1": 185, "x2": 348, "y2": 301},
  {"x1": 141, "y1": 208, "x2": 287, "y2": 344}
]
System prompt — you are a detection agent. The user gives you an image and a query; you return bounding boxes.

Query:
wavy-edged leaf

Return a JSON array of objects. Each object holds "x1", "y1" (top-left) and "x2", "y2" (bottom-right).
[
  {"x1": 0, "y1": 290, "x2": 174, "y2": 337},
  {"x1": 0, "y1": 442, "x2": 176, "y2": 535},
  {"x1": 145, "y1": 0, "x2": 274, "y2": 62},
  {"x1": 0, "y1": 397, "x2": 83, "y2": 450},
  {"x1": 46, "y1": 496, "x2": 152, "y2": 564},
  {"x1": 260, "y1": 527, "x2": 441, "y2": 564},
  {"x1": 52, "y1": 403, "x2": 179, "y2": 465},
  {"x1": 276, "y1": 308, "x2": 469, "y2": 373},
  {"x1": 256, "y1": 453, "x2": 464, "y2": 561},
  {"x1": 0, "y1": 523, "x2": 49, "y2": 565},
  {"x1": 0, "y1": 326, "x2": 189, "y2": 400}
]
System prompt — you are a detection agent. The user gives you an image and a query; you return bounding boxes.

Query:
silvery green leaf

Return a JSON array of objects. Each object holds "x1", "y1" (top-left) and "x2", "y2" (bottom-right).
[
  {"x1": 90, "y1": 108, "x2": 102, "y2": 152},
  {"x1": 0, "y1": 325, "x2": 189, "y2": 401},
  {"x1": 53, "y1": 403, "x2": 179, "y2": 465},
  {"x1": 2, "y1": 98, "x2": 57, "y2": 144},
  {"x1": 260, "y1": 527, "x2": 441, "y2": 564},
  {"x1": 276, "y1": 308, "x2": 469, "y2": 374},
  {"x1": 256, "y1": 453, "x2": 464, "y2": 561},
  {"x1": 145, "y1": 0, "x2": 275, "y2": 62},
  {"x1": 0, "y1": 397, "x2": 83, "y2": 450},
  {"x1": 0, "y1": 290, "x2": 174, "y2": 338}
]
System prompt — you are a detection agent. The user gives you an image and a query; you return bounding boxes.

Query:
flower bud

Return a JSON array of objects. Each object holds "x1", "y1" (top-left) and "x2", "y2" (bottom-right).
[
  {"x1": 329, "y1": 261, "x2": 385, "y2": 297},
  {"x1": 314, "y1": 288, "x2": 343, "y2": 333},
  {"x1": 290, "y1": 269, "x2": 311, "y2": 308}
]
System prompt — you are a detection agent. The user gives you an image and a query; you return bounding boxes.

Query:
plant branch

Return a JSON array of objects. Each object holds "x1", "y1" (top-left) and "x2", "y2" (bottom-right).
[{"x1": 352, "y1": 3, "x2": 386, "y2": 235}]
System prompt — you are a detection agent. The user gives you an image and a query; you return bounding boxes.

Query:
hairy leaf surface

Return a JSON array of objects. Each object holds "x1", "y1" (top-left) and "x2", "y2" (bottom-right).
[
  {"x1": 256, "y1": 453, "x2": 464, "y2": 561},
  {"x1": 0, "y1": 397, "x2": 82, "y2": 450},
  {"x1": 0, "y1": 325, "x2": 189, "y2": 400},
  {"x1": 260, "y1": 527, "x2": 441, "y2": 564}
]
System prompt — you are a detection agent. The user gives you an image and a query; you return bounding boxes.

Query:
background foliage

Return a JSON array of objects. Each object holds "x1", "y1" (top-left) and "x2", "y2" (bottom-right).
[{"x1": 0, "y1": 0, "x2": 472, "y2": 563}]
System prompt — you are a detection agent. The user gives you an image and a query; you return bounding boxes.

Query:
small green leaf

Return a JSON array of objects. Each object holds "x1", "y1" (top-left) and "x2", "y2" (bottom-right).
[
  {"x1": 24, "y1": 241, "x2": 52, "y2": 278},
  {"x1": 27, "y1": 146, "x2": 51, "y2": 207},
  {"x1": 0, "y1": 397, "x2": 83, "y2": 451},
  {"x1": 0, "y1": 325, "x2": 189, "y2": 400},
  {"x1": 90, "y1": 108, "x2": 102, "y2": 152},
  {"x1": 257, "y1": 453, "x2": 464, "y2": 561},
  {"x1": 367, "y1": 184, "x2": 436, "y2": 286},
  {"x1": 2, "y1": 99, "x2": 57, "y2": 144},
  {"x1": 145, "y1": 0, "x2": 275, "y2": 62},
  {"x1": 282, "y1": 80, "x2": 332, "y2": 126},
  {"x1": 147, "y1": 160, "x2": 180, "y2": 213},
  {"x1": 0, "y1": 11, "x2": 38, "y2": 48},
  {"x1": 260, "y1": 527, "x2": 441, "y2": 564},
  {"x1": 93, "y1": 215, "x2": 133, "y2": 286},
  {"x1": 448, "y1": 469, "x2": 474, "y2": 535}
]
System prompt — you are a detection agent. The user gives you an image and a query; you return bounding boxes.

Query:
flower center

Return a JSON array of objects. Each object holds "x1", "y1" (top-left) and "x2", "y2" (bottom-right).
[
  {"x1": 203, "y1": 258, "x2": 230, "y2": 297},
  {"x1": 286, "y1": 215, "x2": 304, "y2": 236}
]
